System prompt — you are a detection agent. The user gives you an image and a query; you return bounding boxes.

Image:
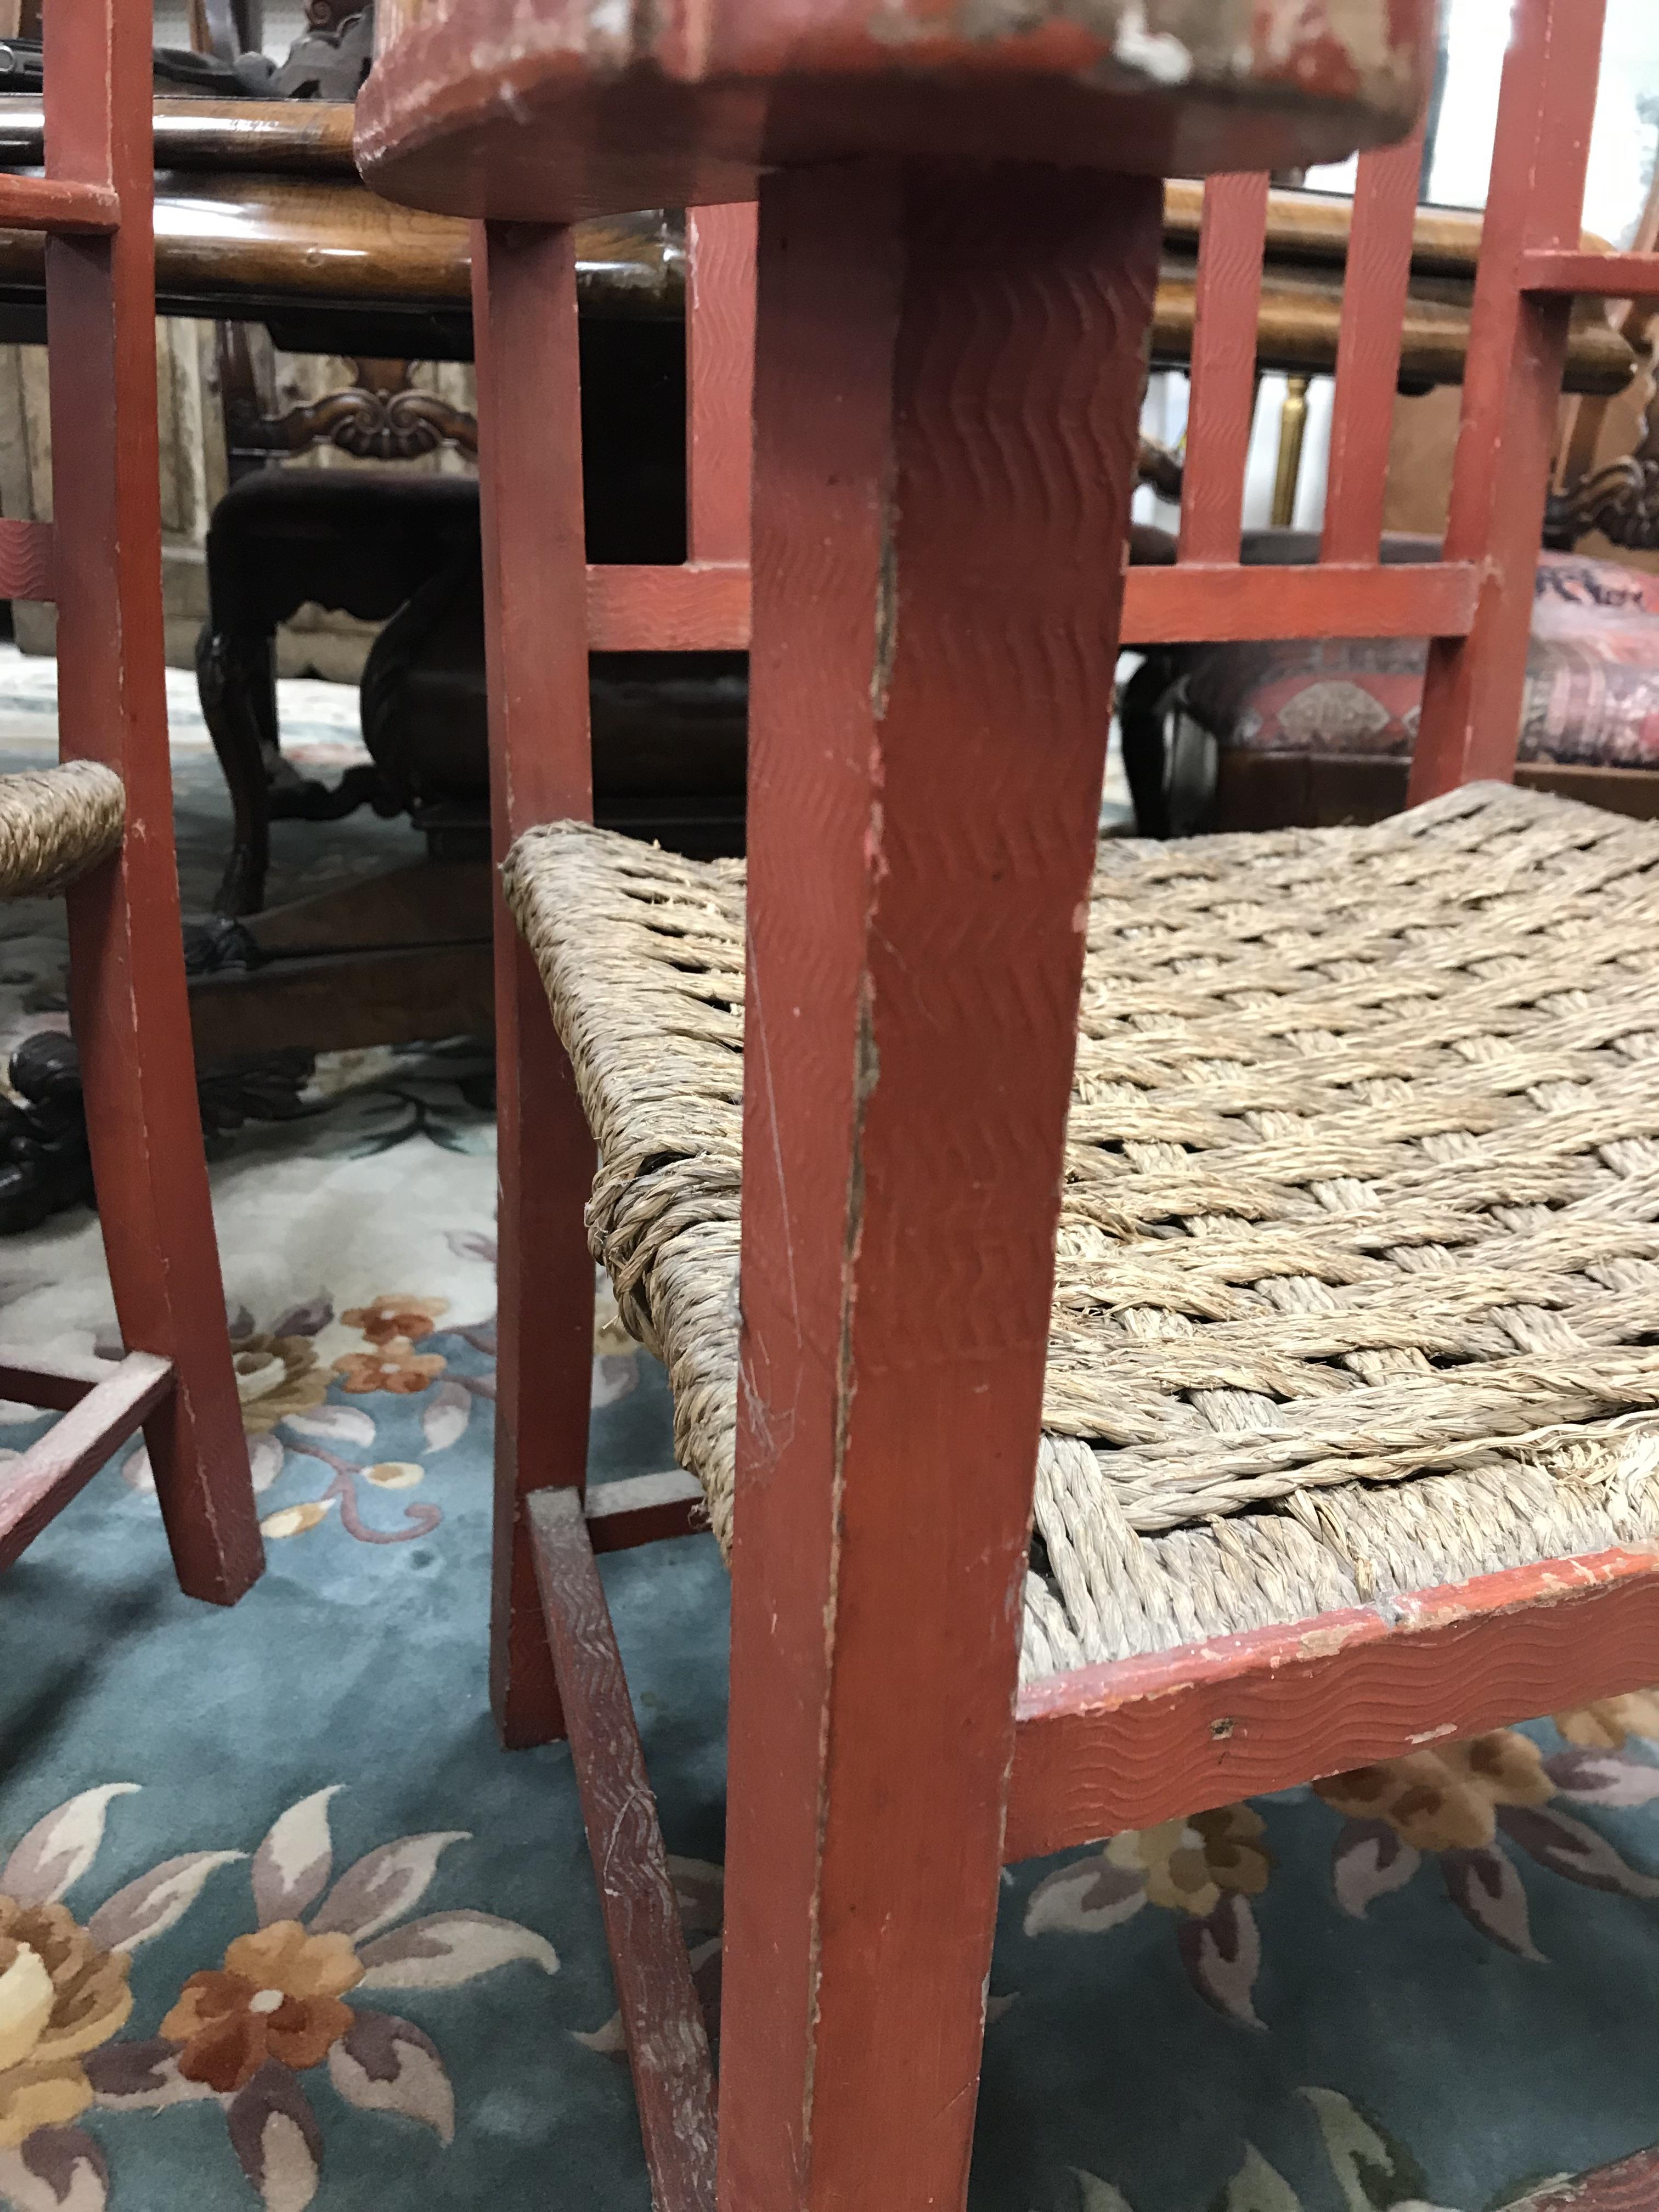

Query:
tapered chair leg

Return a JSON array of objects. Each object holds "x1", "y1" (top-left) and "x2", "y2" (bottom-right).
[
  {"x1": 43, "y1": 18, "x2": 262, "y2": 1606},
  {"x1": 67, "y1": 857, "x2": 262, "y2": 1605},
  {"x1": 717, "y1": 161, "x2": 1164, "y2": 2212}
]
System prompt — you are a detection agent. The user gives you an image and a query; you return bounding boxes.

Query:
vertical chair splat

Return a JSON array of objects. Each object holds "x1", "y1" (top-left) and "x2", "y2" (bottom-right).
[
  {"x1": 1178, "y1": 171, "x2": 1270, "y2": 566},
  {"x1": 1410, "y1": 0, "x2": 1608, "y2": 799},
  {"x1": 1322, "y1": 115, "x2": 1429, "y2": 565}
]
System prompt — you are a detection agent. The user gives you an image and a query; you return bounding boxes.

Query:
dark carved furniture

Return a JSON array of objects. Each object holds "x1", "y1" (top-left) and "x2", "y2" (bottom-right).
[
  {"x1": 177, "y1": 198, "x2": 751, "y2": 1070},
  {"x1": 0, "y1": 0, "x2": 261, "y2": 1598},
  {"x1": 195, "y1": 233, "x2": 699, "y2": 916},
  {"x1": 198, "y1": 461, "x2": 479, "y2": 916}
]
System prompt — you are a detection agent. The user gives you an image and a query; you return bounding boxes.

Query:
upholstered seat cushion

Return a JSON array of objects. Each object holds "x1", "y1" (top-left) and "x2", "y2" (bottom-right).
[
  {"x1": 1183, "y1": 552, "x2": 1659, "y2": 768},
  {"x1": 506, "y1": 784, "x2": 1659, "y2": 1683}
]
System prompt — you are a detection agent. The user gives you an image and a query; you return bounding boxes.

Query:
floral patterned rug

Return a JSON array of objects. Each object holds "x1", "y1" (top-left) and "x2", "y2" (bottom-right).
[{"x1": 0, "y1": 665, "x2": 1656, "y2": 2211}]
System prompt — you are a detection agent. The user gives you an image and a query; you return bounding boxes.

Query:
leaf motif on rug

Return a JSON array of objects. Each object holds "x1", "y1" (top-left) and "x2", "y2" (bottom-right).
[
  {"x1": 1056, "y1": 2089, "x2": 1459, "y2": 2212},
  {"x1": 1023, "y1": 1805, "x2": 1273, "y2": 2024},
  {"x1": 1312, "y1": 1713, "x2": 1659, "y2": 1963},
  {"x1": 0, "y1": 1784, "x2": 558, "y2": 2211}
]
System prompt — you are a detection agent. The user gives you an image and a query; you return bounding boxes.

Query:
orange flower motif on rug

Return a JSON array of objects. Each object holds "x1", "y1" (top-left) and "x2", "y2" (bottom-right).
[
  {"x1": 340, "y1": 1294, "x2": 449, "y2": 1346},
  {"x1": 331, "y1": 1341, "x2": 446, "y2": 1395},
  {"x1": 0, "y1": 1782, "x2": 559, "y2": 2207},
  {"x1": 1317, "y1": 1722, "x2": 1659, "y2": 1961},
  {"x1": 1554, "y1": 1688, "x2": 1659, "y2": 1752},
  {"x1": 161, "y1": 1922, "x2": 364, "y2": 2093},
  {"x1": 230, "y1": 1334, "x2": 330, "y2": 1435},
  {"x1": 1107, "y1": 1804, "x2": 1272, "y2": 1919},
  {"x1": 1315, "y1": 1733, "x2": 1555, "y2": 1854},
  {"x1": 1025, "y1": 1802, "x2": 1277, "y2": 2025}
]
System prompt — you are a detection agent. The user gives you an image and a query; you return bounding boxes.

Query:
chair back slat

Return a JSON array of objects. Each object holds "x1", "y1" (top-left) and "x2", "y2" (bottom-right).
[
  {"x1": 1322, "y1": 120, "x2": 1427, "y2": 565},
  {"x1": 686, "y1": 204, "x2": 757, "y2": 568},
  {"x1": 1177, "y1": 172, "x2": 1269, "y2": 565},
  {"x1": 1411, "y1": 0, "x2": 1609, "y2": 799}
]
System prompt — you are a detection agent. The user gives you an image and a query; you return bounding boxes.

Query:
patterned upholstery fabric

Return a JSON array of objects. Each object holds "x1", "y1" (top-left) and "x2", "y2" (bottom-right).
[{"x1": 1183, "y1": 552, "x2": 1659, "y2": 767}]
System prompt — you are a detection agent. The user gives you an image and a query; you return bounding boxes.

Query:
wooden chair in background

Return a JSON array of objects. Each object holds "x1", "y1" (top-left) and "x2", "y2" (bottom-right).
[
  {"x1": 358, "y1": 1, "x2": 1659, "y2": 2206},
  {"x1": 1124, "y1": 164, "x2": 1659, "y2": 839},
  {"x1": 0, "y1": 0, "x2": 260, "y2": 1598}
]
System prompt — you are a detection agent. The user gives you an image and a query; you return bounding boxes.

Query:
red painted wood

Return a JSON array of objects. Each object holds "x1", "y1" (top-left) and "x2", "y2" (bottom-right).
[
  {"x1": 583, "y1": 558, "x2": 1482, "y2": 657},
  {"x1": 527, "y1": 1487, "x2": 718, "y2": 2212},
  {"x1": 1322, "y1": 116, "x2": 1428, "y2": 565},
  {"x1": 1005, "y1": 1545, "x2": 1659, "y2": 1860},
  {"x1": 585, "y1": 562, "x2": 750, "y2": 651},
  {"x1": 584, "y1": 1469, "x2": 704, "y2": 1555},
  {"x1": 44, "y1": 0, "x2": 261, "y2": 1605},
  {"x1": 1121, "y1": 559, "x2": 1477, "y2": 645},
  {"x1": 1521, "y1": 249, "x2": 1659, "y2": 298},
  {"x1": 0, "y1": 1353, "x2": 172, "y2": 1572},
  {"x1": 0, "y1": 519, "x2": 54, "y2": 602},
  {"x1": 718, "y1": 160, "x2": 1162, "y2": 2212},
  {"x1": 0, "y1": 174, "x2": 120, "y2": 233},
  {"x1": 1410, "y1": 0, "x2": 1606, "y2": 802},
  {"x1": 1506, "y1": 2147, "x2": 1659, "y2": 2211},
  {"x1": 356, "y1": 0, "x2": 1438, "y2": 224},
  {"x1": 472, "y1": 218, "x2": 597, "y2": 1749},
  {"x1": 685, "y1": 205, "x2": 756, "y2": 566},
  {"x1": 1178, "y1": 172, "x2": 1270, "y2": 566},
  {"x1": 0, "y1": 1350, "x2": 115, "y2": 1413}
]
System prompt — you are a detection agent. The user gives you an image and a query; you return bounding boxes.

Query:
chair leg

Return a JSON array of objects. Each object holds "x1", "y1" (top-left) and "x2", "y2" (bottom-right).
[
  {"x1": 489, "y1": 928, "x2": 595, "y2": 1746},
  {"x1": 471, "y1": 218, "x2": 597, "y2": 1748},
  {"x1": 528, "y1": 1486, "x2": 718, "y2": 2211},
  {"x1": 1120, "y1": 649, "x2": 1176, "y2": 838},
  {"x1": 40, "y1": 7, "x2": 261, "y2": 1606},
  {"x1": 717, "y1": 162, "x2": 1163, "y2": 2211},
  {"x1": 196, "y1": 620, "x2": 276, "y2": 917},
  {"x1": 66, "y1": 855, "x2": 263, "y2": 1607}
]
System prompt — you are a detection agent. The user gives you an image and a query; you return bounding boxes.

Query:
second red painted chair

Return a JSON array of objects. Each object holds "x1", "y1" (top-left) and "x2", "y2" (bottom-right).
[{"x1": 0, "y1": 0, "x2": 262, "y2": 1602}]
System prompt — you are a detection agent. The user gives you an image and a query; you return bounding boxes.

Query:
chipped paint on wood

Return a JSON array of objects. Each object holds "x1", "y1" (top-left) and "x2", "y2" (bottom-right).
[{"x1": 356, "y1": 0, "x2": 1437, "y2": 223}]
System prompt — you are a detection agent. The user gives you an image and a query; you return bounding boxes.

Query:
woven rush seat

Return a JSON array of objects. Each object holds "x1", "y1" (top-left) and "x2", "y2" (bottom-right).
[
  {"x1": 0, "y1": 761, "x2": 125, "y2": 899},
  {"x1": 505, "y1": 781, "x2": 1659, "y2": 1683}
]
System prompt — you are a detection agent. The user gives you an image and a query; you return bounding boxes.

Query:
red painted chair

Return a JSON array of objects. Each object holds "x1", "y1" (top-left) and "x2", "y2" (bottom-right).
[
  {"x1": 0, "y1": 1, "x2": 262, "y2": 1602},
  {"x1": 1123, "y1": 539, "x2": 1659, "y2": 836},
  {"x1": 359, "y1": 2, "x2": 1659, "y2": 2207}
]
